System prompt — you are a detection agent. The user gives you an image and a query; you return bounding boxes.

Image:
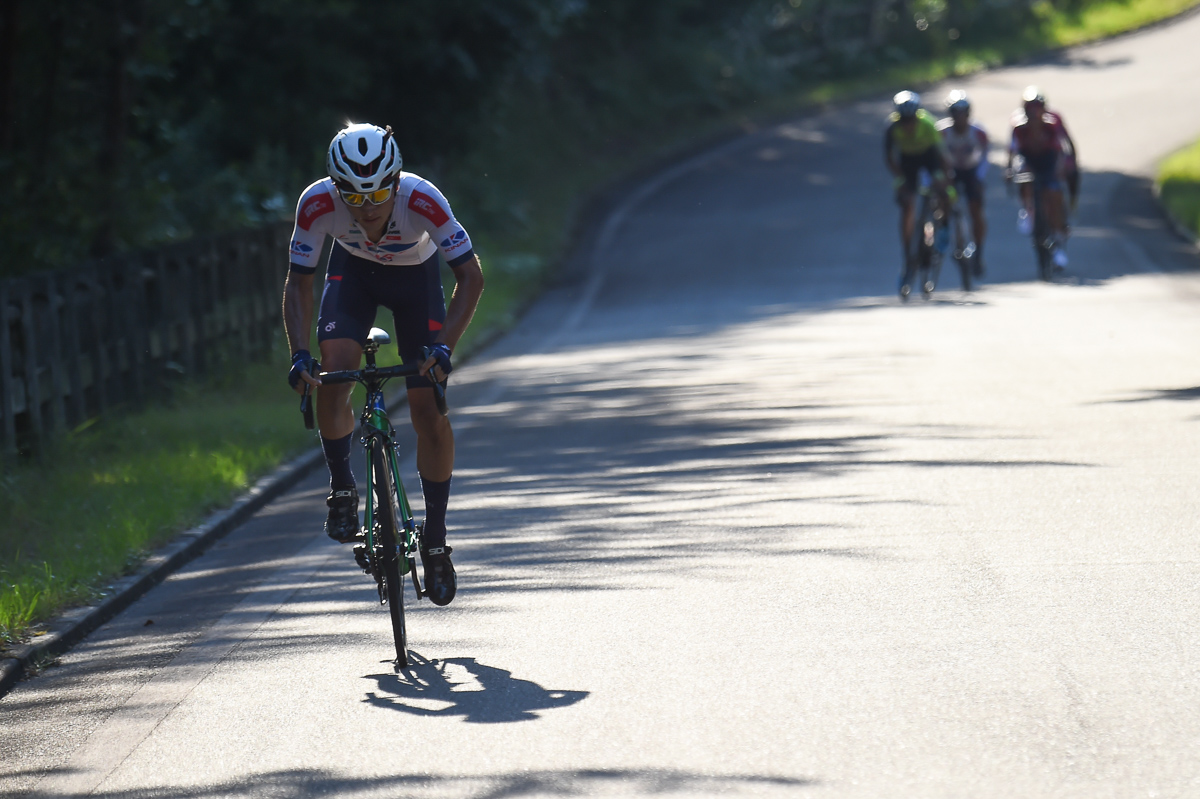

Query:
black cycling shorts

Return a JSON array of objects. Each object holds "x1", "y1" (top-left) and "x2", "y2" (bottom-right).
[
  {"x1": 898, "y1": 149, "x2": 944, "y2": 197},
  {"x1": 1015, "y1": 151, "x2": 1061, "y2": 192},
  {"x1": 950, "y1": 168, "x2": 985, "y2": 204},
  {"x1": 317, "y1": 244, "x2": 447, "y2": 389}
]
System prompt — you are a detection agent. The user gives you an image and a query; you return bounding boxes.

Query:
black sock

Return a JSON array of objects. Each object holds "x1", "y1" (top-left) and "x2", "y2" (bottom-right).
[
  {"x1": 321, "y1": 433, "x2": 355, "y2": 492},
  {"x1": 420, "y1": 475, "x2": 452, "y2": 549}
]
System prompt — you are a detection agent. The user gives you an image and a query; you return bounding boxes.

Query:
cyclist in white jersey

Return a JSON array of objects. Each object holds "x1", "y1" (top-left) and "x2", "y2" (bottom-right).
[
  {"x1": 282, "y1": 123, "x2": 484, "y2": 606},
  {"x1": 936, "y1": 90, "x2": 990, "y2": 275}
]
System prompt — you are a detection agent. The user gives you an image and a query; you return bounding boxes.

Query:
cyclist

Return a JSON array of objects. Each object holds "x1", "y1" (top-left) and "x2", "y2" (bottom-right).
[
  {"x1": 936, "y1": 90, "x2": 990, "y2": 276},
  {"x1": 282, "y1": 123, "x2": 484, "y2": 606},
  {"x1": 884, "y1": 91, "x2": 952, "y2": 283},
  {"x1": 1007, "y1": 86, "x2": 1075, "y2": 267}
]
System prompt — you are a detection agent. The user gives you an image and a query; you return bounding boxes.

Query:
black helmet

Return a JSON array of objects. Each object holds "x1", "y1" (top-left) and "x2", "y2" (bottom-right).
[
  {"x1": 945, "y1": 90, "x2": 970, "y2": 115},
  {"x1": 893, "y1": 91, "x2": 921, "y2": 119}
]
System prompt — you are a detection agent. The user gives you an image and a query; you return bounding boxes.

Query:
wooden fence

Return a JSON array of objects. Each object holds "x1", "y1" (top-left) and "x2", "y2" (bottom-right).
[{"x1": 0, "y1": 222, "x2": 298, "y2": 457}]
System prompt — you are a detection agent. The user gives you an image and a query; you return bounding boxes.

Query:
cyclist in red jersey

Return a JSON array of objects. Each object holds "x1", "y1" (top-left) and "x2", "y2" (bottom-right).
[
  {"x1": 1007, "y1": 86, "x2": 1074, "y2": 267},
  {"x1": 282, "y1": 123, "x2": 484, "y2": 606}
]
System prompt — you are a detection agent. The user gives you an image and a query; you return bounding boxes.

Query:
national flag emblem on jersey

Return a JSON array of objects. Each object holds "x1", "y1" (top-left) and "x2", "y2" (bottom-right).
[
  {"x1": 298, "y1": 193, "x2": 334, "y2": 231},
  {"x1": 408, "y1": 190, "x2": 450, "y2": 227}
]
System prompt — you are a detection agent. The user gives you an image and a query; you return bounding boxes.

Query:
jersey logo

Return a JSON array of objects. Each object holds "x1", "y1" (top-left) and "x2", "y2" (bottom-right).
[
  {"x1": 440, "y1": 230, "x2": 468, "y2": 251},
  {"x1": 298, "y1": 193, "x2": 334, "y2": 231},
  {"x1": 408, "y1": 190, "x2": 450, "y2": 227}
]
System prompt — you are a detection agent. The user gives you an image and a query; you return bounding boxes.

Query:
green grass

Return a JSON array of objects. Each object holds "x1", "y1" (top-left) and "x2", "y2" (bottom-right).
[
  {"x1": 3, "y1": 0, "x2": 1198, "y2": 646},
  {"x1": 1158, "y1": 139, "x2": 1200, "y2": 237}
]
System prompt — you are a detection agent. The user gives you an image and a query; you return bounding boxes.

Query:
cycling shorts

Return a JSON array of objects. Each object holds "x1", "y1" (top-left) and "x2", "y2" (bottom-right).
[
  {"x1": 950, "y1": 168, "x2": 984, "y2": 204},
  {"x1": 317, "y1": 244, "x2": 447, "y2": 389},
  {"x1": 897, "y1": 149, "x2": 944, "y2": 197},
  {"x1": 1015, "y1": 151, "x2": 1061, "y2": 192}
]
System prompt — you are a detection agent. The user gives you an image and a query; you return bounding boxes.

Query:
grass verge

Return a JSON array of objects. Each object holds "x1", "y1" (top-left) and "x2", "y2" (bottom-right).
[
  {"x1": 3, "y1": 0, "x2": 1199, "y2": 645},
  {"x1": 1157, "y1": 139, "x2": 1200, "y2": 238}
]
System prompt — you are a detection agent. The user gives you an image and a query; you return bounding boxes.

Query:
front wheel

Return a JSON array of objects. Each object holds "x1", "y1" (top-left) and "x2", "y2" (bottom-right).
[{"x1": 369, "y1": 437, "x2": 408, "y2": 668}]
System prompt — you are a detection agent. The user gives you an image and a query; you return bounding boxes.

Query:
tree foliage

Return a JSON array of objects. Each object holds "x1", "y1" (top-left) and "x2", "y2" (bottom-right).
[{"x1": 0, "y1": 0, "x2": 1107, "y2": 276}]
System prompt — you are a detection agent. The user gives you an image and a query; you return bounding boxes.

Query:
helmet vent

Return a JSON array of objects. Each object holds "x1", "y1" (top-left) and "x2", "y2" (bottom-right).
[{"x1": 357, "y1": 136, "x2": 369, "y2": 156}]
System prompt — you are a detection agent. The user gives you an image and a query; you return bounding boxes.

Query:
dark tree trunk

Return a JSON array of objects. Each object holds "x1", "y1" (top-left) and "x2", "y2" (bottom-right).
[
  {"x1": 867, "y1": 0, "x2": 894, "y2": 48},
  {"x1": 93, "y1": 0, "x2": 143, "y2": 257},
  {"x1": 0, "y1": 1, "x2": 19, "y2": 152},
  {"x1": 36, "y1": 8, "x2": 66, "y2": 172}
]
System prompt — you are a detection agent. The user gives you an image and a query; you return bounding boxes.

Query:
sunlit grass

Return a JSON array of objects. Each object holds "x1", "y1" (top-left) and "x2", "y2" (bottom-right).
[
  {"x1": 0, "y1": 355, "x2": 316, "y2": 643},
  {"x1": 1158, "y1": 139, "x2": 1200, "y2": 237}
]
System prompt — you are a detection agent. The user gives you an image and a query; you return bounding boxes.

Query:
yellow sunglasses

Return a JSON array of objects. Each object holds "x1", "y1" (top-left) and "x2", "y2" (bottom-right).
[{"x1": 337, "y1": 185, "x2": 394, "y2": 207}]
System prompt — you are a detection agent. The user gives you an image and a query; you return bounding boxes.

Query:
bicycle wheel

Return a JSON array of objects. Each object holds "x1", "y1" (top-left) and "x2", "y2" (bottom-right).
[
  {"x1": 369, "y1": 436, "x2": 408, "y2": 667},
  {"x1": 1032, "y1": 186, "x2": 1054, "y2": 281}
]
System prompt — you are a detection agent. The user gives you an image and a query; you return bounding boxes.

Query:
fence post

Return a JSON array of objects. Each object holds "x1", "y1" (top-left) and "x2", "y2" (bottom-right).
[
  {"x1": 0, "y1": 282, "x2": 16, "y2": 456},
  {"x1": 16, "y1": 280, "x2": 46, "y2": 452},
  {"x1": 42, "y1": 275, "x2": 69, "y2": 434},
  {"x1": 60, "y1": 276, "x2": 88, "y2": 428}
]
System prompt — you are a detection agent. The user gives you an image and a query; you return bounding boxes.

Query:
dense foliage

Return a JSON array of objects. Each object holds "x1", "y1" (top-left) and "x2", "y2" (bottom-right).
[{"x1": 0, "y1": 0, "x2": 1119, "y2": 276}]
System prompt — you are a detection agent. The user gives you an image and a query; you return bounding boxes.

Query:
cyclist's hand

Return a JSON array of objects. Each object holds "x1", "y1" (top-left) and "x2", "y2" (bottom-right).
[
  {"x1": 288, "y1": 350, "x2": 321, "y2": 394},
  {"x1": 420, "y1": 343, "x2": 453, "y2": 383}
]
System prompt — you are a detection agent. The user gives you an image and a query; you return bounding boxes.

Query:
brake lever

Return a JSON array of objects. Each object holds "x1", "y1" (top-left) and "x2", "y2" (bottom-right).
[{"x1": 300, "y1": 383, "x2": 314, "y2": 430}]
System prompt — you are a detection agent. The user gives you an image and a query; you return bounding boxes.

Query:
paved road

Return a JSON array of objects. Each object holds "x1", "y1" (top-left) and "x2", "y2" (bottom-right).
[{"x1": 5, "y1": 12, "x2": 1200, "y2": 798}]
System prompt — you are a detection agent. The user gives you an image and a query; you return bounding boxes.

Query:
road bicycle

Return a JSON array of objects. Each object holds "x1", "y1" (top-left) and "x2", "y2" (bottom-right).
[
  {"x1": 900, "y1": 177, "x2": 949, "y2": 300},
  {"x1": 299, "y1": 327, "x2": 447, "y2": 669},
  {"x1": 946, "y1": 179, "x2": 977, "y2": 292},
  {"x1": 1011, "y1": 165, "x2": 1061, "y2": 282}
]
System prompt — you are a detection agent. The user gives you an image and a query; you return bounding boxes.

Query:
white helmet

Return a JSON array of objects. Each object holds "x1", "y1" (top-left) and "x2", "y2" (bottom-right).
[{"x1": 326, "y1": 123, "x2": 402, "y2": 193}]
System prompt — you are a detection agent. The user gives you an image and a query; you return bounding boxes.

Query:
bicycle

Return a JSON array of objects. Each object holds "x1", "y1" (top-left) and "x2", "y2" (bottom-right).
[
  {"x1": 900, "y1": 177, "x2": 949, "y2": 300},
  {"x1": 946, "y1": 180, "x2": 976, "y2": 292},
  {"x1": 299, "y1": 327, "x2": 448, "y2": 669},
  {"x1": 1010, "y1": 165, "x2": 1060, "y2": 282}
]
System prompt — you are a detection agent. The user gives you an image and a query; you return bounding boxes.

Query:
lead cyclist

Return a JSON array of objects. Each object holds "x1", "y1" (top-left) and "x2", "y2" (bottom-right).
[{"x1": 281, "y1": 123, "x2": 485, "y2": 606}]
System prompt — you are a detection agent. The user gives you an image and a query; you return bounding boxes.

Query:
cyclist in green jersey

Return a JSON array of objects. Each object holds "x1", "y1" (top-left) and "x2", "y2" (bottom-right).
[{"x1": 884, "y1": 91, "x2": 951, "y2": 274}]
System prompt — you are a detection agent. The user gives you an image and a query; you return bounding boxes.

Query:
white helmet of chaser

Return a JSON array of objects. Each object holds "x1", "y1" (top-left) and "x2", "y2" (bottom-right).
[{"x1": 326, "y1": 123, "x2": 402, "y2": 193}]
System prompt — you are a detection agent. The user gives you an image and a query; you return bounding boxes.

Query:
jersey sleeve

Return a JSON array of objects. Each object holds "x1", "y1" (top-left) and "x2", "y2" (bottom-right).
[
  {"x1": 405, "y1": 180, "x2": 476, "y2": 267},
  {"x1": 288, "y1": 182, "x2": 335, "y2": 274}
]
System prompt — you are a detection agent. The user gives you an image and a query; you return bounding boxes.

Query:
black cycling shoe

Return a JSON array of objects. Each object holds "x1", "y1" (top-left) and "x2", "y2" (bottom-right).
[
  {"x1": 325, "y1": 489, "x2": 360, "y2": 543},
  {"x1": 422, "y1": 545, "x2": 457, "y2": 606}
]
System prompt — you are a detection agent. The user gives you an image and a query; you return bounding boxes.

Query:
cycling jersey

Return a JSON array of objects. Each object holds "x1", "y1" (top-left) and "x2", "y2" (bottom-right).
[
  {"x1": 884, "y1": 109, "x2": 945, "y2": 158},
  {"x1": 935, "y1": 118, "x2": 989, "y2": 177},
  {"x1": 1009, "y1": 110, "x2": 1070, "y2": 157},
  {"x1": 288, "y1": 173, "x2": 475, "y2": 274}
]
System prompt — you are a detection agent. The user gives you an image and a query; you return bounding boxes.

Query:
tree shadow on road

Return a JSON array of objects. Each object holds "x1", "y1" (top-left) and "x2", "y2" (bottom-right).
[
  {"x1": 9, "y1": 766, "x2": 818, "y2": 799},
  {"x1": 361, "y1": 650, "x2": 588, "y2": 723}
]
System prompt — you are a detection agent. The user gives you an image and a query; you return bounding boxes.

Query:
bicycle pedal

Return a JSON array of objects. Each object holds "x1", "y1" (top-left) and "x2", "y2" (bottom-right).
[{"x1": 353, "y1": 542, "x2": 370, "y2": 573}]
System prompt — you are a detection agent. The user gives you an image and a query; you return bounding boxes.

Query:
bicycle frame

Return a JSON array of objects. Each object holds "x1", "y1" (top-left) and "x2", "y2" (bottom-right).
[{"x1": 360, "y1": 384, "x2": 420, "y2": 585}]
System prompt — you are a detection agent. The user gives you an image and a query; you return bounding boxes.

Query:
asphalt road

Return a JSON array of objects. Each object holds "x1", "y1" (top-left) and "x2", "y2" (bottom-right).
[{"x1": 4, "y1": 12, "x2": 1200, "y2": 798}]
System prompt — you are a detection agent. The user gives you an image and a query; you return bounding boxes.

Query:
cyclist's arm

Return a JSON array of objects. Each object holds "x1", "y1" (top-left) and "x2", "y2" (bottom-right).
[
  {"x1": 421, "y1": 253, "x2": 484, "y2": 380},
  {"x1": 883, "y1": 127, "x2": 901, "y2": 175},
  {"x1": 282, "y1": 270, "x2": 320, "y2": 390}
]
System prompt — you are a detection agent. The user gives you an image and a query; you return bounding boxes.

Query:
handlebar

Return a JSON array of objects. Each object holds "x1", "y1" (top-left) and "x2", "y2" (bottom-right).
[{"x1": 299, "y1": 354, "x2": 448, "y2": 431}]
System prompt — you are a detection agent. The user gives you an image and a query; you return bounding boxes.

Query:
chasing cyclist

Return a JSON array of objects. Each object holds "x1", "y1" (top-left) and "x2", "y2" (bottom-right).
[
  {"x1": 936, "y1": 90, "x2": 990, "y2": 276},
  {"x1": 1007, "y1": 86, "x2": 1077, "y2": 268},
  {"x1": 282, "y1": 123, "x2": 484, "y2": 606},
  {"x1": 884, "y1": 91, "x2": 952, "y2": 292}
]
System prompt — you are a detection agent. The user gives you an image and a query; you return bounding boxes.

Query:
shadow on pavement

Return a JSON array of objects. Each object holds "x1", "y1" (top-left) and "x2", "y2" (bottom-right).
[
  {"x1": 362, "y1": 650, "x2": 587, "y2": 723},
  {"x1": 9, "y1": 767, "x2": 817, "y2": 799}
]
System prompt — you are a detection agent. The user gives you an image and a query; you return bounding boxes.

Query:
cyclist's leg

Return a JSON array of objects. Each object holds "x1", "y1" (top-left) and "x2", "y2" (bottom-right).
[
  {"x1": 315, "y1": 248, "x2": 376, "y2": 539},
  {"x1": 384, "y1": 255, "x2": 455, "y2": 543},
  {"x1": 896, "y1": 157, "x2": 920, "y2": 263}
]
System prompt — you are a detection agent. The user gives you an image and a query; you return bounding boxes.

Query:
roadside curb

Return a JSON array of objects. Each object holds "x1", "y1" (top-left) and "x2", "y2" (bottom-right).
[{"x1": 0, "y1": 444, "x2": 327, "y2": 698}]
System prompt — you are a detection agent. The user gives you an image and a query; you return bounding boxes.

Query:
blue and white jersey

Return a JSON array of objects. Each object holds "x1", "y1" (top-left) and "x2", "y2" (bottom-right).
[{"x1": 288, "y1": 173, "x2": 474, "y2": 273}]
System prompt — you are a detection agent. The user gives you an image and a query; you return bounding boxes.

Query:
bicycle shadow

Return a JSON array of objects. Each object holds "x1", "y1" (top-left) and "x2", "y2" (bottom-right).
[{"x1": 362, "y1": 651, "x2": 588, "y2": 723}]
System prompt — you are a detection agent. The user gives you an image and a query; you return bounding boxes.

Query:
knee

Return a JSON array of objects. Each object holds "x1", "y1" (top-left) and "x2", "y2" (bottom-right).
[{"x1": 410, "y1": 396, "x2": 451, "y2": 442}]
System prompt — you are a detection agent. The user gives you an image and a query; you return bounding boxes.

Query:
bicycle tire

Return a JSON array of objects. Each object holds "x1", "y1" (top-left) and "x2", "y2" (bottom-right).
[
  {"x1": 369, "y1": 436, "x2": 408, "y2": 667},
  {"x1": 1032, "y1": 185, "x2": 1054, "y2": 282}
]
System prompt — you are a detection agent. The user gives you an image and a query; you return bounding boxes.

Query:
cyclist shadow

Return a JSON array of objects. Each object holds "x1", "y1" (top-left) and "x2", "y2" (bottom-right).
[{"x1": 362, "y1": 651, "x2": 588, "y2": 723}]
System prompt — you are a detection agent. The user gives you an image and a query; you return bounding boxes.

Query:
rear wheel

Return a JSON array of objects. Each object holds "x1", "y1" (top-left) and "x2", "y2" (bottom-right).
[{"x1": 369, "y1": 437, "x2": 407, "y2": 668}]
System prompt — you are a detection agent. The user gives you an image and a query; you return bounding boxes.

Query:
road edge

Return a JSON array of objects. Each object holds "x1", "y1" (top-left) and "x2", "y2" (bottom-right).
[{"x1": 0, "y1": 445, "x2": 327, "y2": 697}]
